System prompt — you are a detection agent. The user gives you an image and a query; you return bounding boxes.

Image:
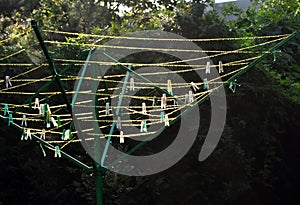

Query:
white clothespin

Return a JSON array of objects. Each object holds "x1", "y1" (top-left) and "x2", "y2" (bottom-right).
[
  {"x1": 5, "y1": 76, "x2": 12, "y2": 88},
  {"x1": 167, "y1": 80, "x2": 173, "y2": 95},
  {"x1": 105, "y1": 102, "x2": 110, "y2": 115},
  {"x1": 62, "y1": 129, "x2": 71, "y2": 141},
  {"x1": 40, "y1": 129, "x2": 46, "y2": 140},
  {"x1": 33, "y1": 98, "x2": 40, "y2": 110},
  {"x1": 164, "y1": 114, "x2": 170, "y2": 126},
  {"x1": 21, "y1": 114, "x2": 27, "y2": 127},
  {"x1": 188, "y1": 91, "x2": 194, "y2": 103},
  {"x1": 191, "y1": 82, "x2": 200, "y2": 91},
  {"x1": 25, "y1": 129, "x2": 32, "y2": 140},
  {"x1": 39, "y1": 104, "x2": 44, "y2": 115},
  {"x1": 140, "y1": 121, "x2": 147, "y2": 132},
  {"x1": 219, "y1": 61, "x2": 224, "y2": 73},
  {"x1": 142, "y1": 102, "x2": 147, "y2": 114},
  {"x1": 203, "y1": 78, "x2": 209, "y2": 90},
  {"x1": 205, "y1": 62, "x2": 211, "y2": 74},
  {"x1": 161, "y1": 94, "x2": 167, "y2": 109},
  {"x1": 54, "y1": 146, "x2": 61, "y2": 158},
  {"x1": 117, "y1": 116, "x2": 121, "y2": 129},
  {"x1": 130, "y1": 78, "x2": 135, "y2": 92},
  {"x1": 120, "y1": 131, "x2": 124, "y2": 143},
  {"x1": 152, "y1": 96, "x2": 156, "y2": 107},
  {"x1": 184, "y1": 94, "x2": 189, "y2": 104},
  {"x1": 51, "y1": 117, "x2": 58, "y2": 127}
]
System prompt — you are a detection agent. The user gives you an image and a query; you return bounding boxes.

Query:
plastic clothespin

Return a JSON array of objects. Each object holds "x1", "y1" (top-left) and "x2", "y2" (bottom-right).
[
  {"x1": 160, "y1": 111, "x2": 165, "y2": 123},
  {"x1": 191, "y1": 82, "x2": 200, "y2": 92},
  {"x1": 39, "y1": 143, "x2": 46, "y2": 157},
  {"x1": 61, "y1": 129, "x2": 66, "y2": 140},
  {"x1": 25, "y1": 129, "x2": 32, "y2": 140},
  {"x1": 5, "y1": 76, "x2": 12, "y2": 88},
  {"x1": 54, "y1": 146, "x2": 62, "y2": 158},
  {"x1": 167, "y1": 80, "x2": 173, "y2": 95},
  {"x1": 142, "y1": 102, "x2": 147, "y2": 114},
  {"x1": 8, "y1": 114, "x2": 13, "y2": 126},
  {"x1": 173, "y1": 98, "x2": 178, "y2": 105},
  {"x1": 185, "y1": 94, "x2": 189, "y2": 104},
  {"x1": 152, "y1": 96, "x2": 156, "y2": 107},
  {"x1": 21, "y1": 114, "x2": 27, "y2": 127},
  {"x1": 56, "y1": 116, "x2": 61, "y2": 126},
  {"x1": 4, "y1": 104, "x2": 9, "y2": 116},
  {"x1": 40, "y1": 129, "x2": 46, "y2": 140},
  {"x1": 21, "y1": 129, "x2": 26, "y2": 140},
  {"x1": 206, "y1": 62, "x2": 211, "y2": 74},
  {"x1": 105, "y1": 102, "x2": 110, "y2": 115},
  {"x1": 39, "y1": 104, "x2": 44, "y2": 115},
  {"x1": 130, "y1": 77, "x2": 135, "y2": 92},
  {"x1": 117, "y1": 116, "x2": 121, "y2": 129},
  {"x1": 161, "y1": 94, "x2": 167, "y2": 109},
  {"x1": 272, "y1": 50, "x2": 281, "y2": 62},
  {"x1": 51, "y1": 117, "x2": 58, "y2": 127},
  {"x1": 120, "y1": 131, "x2": 124, "y2": 143},
  {"x1": 188, "y1": 91, "x2": 194, "y2": 103},
  {"x1": 203, "y1": 78, "x2": 209, "y2": 90},
  {"x1": 33, "y1": 98, "x2": 40, "y2": 110},
  {"x1": 164, "y1": 114, "x2": 170, "y2": 127},
  {"x1": 66, "y1": 129, "x2": 73, "y2": 140},
  {"x1": 140, "y1": 121, "x2": 147, "y2": 132},
  {"x1": 219, "y1": 61, "x2": 224, "y2": 73},
  {"x1": 229, "y1": 79, "x2": 241, "y2": 93}
]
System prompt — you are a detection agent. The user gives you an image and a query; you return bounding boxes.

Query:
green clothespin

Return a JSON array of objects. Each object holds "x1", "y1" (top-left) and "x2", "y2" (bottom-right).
[
  {"x1": 56, "y1": 116, "x2": 61, "y2": 126},
  {"x1": 54, "y1": 146, "x2": 61, "y2": 158},
  {"x1": 21, "y1": 129, "x2": 26, "y2": 140},
  {"x1": 4, "y1": 104, "x2": 9, "y2": 116},
  {"x1": 68, "y1": 130, "x2": 73, "y2": 140},
  {"x1": 229, "y1": 79, "x2": 241, "y2": 93},
  {"x1": 39, "y1": 143, "x2": 46, "y2": 157},
  {"x1": 8, "y1": 114, "x2": 13, "y2": 126},
  {"x1": 160, "y1": 111, "x2": 165, "y2": 123},
  {"x1": 203, "y1": 78, "x2": 209, "y2": 90},
  {"x1": 61, "y1": 129, "x2": 66, "y2": 140},
  {"x1": 140, "y1": 121, "x2": 147, "y2": 132},
  {"x1": 272, "y1": 50, "x2": 281, "y2": 62}
]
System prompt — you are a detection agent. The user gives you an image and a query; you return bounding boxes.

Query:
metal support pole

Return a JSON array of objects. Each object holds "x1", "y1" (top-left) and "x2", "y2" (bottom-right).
[
  {"x1": 31, "y1": 20, "x2": 73, "y2": 114},
  {"x1": 93, "y1": 162, "x2": 105, "y2": 205}
]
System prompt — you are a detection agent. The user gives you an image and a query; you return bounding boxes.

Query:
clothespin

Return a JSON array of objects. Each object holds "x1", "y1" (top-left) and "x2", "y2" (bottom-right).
[
  {"x1": 33, "y1": 98, "x2": 40, "y2": 110},
  {"x1": 173, "y1": 98, "x2": 178, "y2": 105},
  {"x1": 203, "y1": 78, "x2": 209, "y2": 90},
  {"x1": 152, "y1": 96, "x2": 156, "y2": 107},
  {"x1": 61, "y1": 129, "x2": 66, "y2": 140},
  {"x1": 51, "y1": 117, "x2": 58, "y2": 127},
  {"x1": 167, "y1": 80, "x2": 173, "y2": 95},
  {"x1": 21, "y1": 129, "x2": 26, "y2": 140},
  {"x1": 205, "y1": 62, "x2": 211, "y2": 74},
  {"x1": 25, "y1": 129, "x2": 32, "y2": 140},
  {"x1": 140, "y1": 121, "x2": 147, "y2": 132},
  {"x1": 66, "y1": 129, "x2": 73, "y2": 140},
  {"x1": 39, "y1": 143, "x2": 46, "y2": 157},
  {"x1": 39, "y1": 104, "x2": 44, "y2": 115},
  {"x1": 161, "y1": 94, "x2": 167, "y2": 109},
  {"x1": 40, "y1": 129, "x2": 46, "y2": 140},
  {"x1": 142, "y1": 102, "x2": 147, "y2": 114},
  {"x1": 191, "y1": 82, "x2": 200, "y2": 92},
  {"x1": 188, "y1": 91, "x2": 194, "y2": 103},
  {"x1": 185, "y1": 94, "x2": 189, "y2": 104},
  {"x1": 130, "y1": 77, "x2": 135, "y2": 91},
  {"x1": 272, "y1": 50, "x2": 281, "y2": 62},
  {"x1": 219, "y1": 61, "x2": 224, "y2": 73},
  {"x1": 5, "y1": 76, "x2": 12, "y2": 88},
  {"x1": 56, "y1": 116, "x2": 61, "y2": 126},
  {"x1": 229, "y1": 79, "x2": 241, "y2": 93},
  {"x1": 120, "y1": 131, "x2": 124, "y2": 143},
  {"x1": 105, "y1": 102, "x2": 110, "y2": 115},
  {"x1": 21, "y1": 114, "x2": 27, "y2": 127},
  {"x1": 4, "y1": 104, "x2": 9, "y2": 116},
  {"x1": 54, "y1": 146, "x2": 61, "y2": 158},
  {"x1": 117, "y1": 116, "x2": 121, "y2": 129},
  {"x1": 8, "y1": 114, "x2": 13, "y2": 126},
  {"x1": 164, "y1": 114, "x2": 170, "y2": 127},
  {"x1": 160, "y1": 111, "x2": 165, "y2": 123}
]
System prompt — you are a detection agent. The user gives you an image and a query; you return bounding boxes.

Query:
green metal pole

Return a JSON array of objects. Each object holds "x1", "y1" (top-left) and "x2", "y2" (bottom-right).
[
  {"x1": 93, "y1": 162, "x2": 105, "y2": 205},
  {"x1": 31, "y1": 20, "x2": 73, "y2": 114}
]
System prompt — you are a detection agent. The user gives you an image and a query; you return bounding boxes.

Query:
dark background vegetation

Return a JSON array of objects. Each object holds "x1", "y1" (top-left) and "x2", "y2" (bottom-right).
[{"x1": 0, "y1": 0, "x2": 299, "y2": 204}]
